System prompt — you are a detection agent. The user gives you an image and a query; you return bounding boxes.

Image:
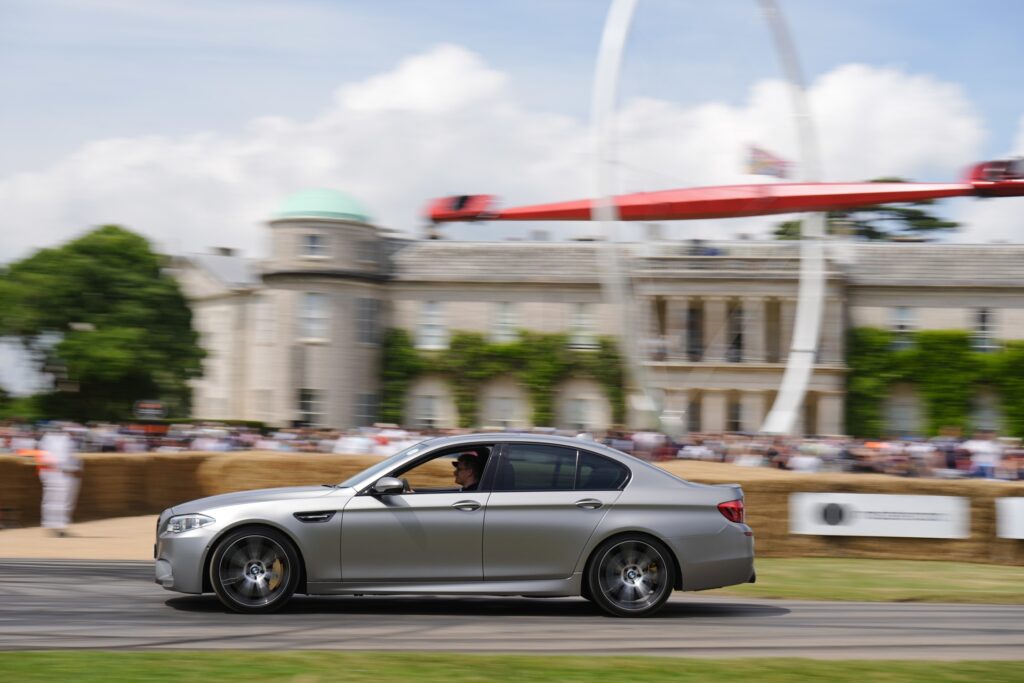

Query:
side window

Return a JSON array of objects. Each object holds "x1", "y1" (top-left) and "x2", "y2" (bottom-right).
[
  {"x1": 396, "y1": 446, "x2": 493, "y2": 493},
  {"x1": 495, "y1": 444, "x2": 577, "y2": 491},
  {"x1": 576, "y1": 451, "x2": 629, "y2": 490}
]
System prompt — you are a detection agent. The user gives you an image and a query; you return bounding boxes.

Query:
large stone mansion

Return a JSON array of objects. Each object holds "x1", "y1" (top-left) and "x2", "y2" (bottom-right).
[{"x1": 173, "y1": 188, "x2": 1024, "y2": 436}]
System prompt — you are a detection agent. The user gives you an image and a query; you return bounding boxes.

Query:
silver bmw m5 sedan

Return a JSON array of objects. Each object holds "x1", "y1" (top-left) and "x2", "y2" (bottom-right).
[{"x1": 155, "y1": 433, "x2": 755, "y2": 617}]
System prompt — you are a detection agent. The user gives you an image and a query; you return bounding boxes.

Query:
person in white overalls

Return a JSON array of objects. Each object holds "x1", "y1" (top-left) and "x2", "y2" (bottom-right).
[{"x1": 38, "y1": 427, "x2": 82, "y2": 537}]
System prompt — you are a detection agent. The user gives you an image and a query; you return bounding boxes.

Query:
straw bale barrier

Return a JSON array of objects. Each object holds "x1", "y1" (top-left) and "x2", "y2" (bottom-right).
[
  {"x1": 661, "y1": 460, "x2": 1023, "y2": 566},
  {"x1": 1, "y1": 452, "x2": 1021, "y2": 565},
  {"x1": 0, "y1": 455, "x2": 42, "y2": 527}
]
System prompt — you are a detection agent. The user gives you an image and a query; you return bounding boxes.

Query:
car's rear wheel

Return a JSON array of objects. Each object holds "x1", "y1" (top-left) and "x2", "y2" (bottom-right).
[
  {"x1": 209, "y1": 526, "x2": 299, "y2": 613},
  {"x1": 587, "y1": 534, "x2": 674, "y2": 617}
]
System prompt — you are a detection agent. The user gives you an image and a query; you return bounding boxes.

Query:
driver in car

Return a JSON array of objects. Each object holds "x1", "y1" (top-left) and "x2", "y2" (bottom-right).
[{"x1": 453, "y1": 453, "x2": 482, "y2": 491}]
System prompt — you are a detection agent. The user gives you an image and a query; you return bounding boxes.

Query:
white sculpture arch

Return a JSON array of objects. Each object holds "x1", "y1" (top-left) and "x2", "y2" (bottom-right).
[{"x1": 592, "y1": 0, "x2": 825, "y2": 436}]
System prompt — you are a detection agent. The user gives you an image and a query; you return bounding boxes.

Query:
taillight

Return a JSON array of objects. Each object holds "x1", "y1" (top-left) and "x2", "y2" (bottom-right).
[{"x1": 718, "y1": 499, "x2": 744, "y2": 524}]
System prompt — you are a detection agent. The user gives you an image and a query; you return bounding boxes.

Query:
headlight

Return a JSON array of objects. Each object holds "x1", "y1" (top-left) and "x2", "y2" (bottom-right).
[{"x1": 164, "y1": 514, "x2": 215, "y2": 534}]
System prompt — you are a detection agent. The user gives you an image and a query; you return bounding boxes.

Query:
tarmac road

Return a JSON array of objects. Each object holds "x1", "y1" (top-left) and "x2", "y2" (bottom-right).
[{"x1": 2, "y1": 560, "x2": 1023, "y2": 659}]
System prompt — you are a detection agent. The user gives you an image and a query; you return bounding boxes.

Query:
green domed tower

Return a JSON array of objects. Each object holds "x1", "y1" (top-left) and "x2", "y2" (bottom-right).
[
  {"x1": 275, "y1": 188, "x2": 372, "y2": 223},
  {"x1": 262, "y1": 188, "x2": 385, "y2": 427}
]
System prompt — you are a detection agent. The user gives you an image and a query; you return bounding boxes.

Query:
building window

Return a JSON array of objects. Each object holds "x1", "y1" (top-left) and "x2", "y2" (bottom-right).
[
  {"x1": 567, "y1": 397, "x2": 591, "y2": 431},
  {"x1": 492, "y1": 302, "x2": 518, "y2": 343},
  {"x1": 890, "y1": 306, "x2": 916, "y2": 350},
  {"x1": 726, "y1": 301, "x2": 744, "y2": 362},
  {"x1": 355, "y1": 393, "x2": 379, "y2": 427},
  {"x1": 300, "y1": 234, "x2": 328, "y2": 258},
  {"x1": 297, "y1": 388, "x2": 323, "y2": 426},
  {"x1": 357, "y1": 240, "x2": 378, "y2": 264},
  {"x1": 971, "y1": 387, "x2": 1001, "y2": 432},
  {"x1": 886, "y1": 383, "x2": 920, "y2": 438},
  {"x1": 687, "y1": 303, "x2": 703, "y2": 361},
  {"x1": 488, "y1": 396, "x2": 516, "y2": 428},
  {"x1": 356, "y1": 298, "x2": 379, "y2": 344},
  {"x1": 414, "y1": 395, "x2": 438, "y2": 428},
  {"x1": 417, "y1": 301, "x2": 448, "y2": 349},
  {"x1": 569, "y1": 303, "x2": 598, "y2": 349},
  {"x1": 254, "y1": 295, "x2": 274, "y2": 345},
  {"x1": 972, "y1": 308, "x2": 998, "y2": 352},
  {"x1": 299, "y1": 292, "x2": 329, "y2": 340},
  {"x1": 687, "y1": 395, "x2": 702, "y2": 433},
  {"x1": 727, "y1": 393, "x2": 742, "y2": 433}
]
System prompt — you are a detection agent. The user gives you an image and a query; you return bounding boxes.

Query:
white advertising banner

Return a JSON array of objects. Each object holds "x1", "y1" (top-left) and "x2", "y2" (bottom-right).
[
  {"x1": 790, "y1": 493, "x2": 970, "y2": 539},
  {"x1": 996, "y1": 498, "x2": 1024, "y2": 539}
]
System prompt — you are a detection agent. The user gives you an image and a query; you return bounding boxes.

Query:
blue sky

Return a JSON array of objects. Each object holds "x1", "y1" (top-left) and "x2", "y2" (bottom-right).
[{"x1": 1, "y1": 0, "x2": 1023, "y2": 259}]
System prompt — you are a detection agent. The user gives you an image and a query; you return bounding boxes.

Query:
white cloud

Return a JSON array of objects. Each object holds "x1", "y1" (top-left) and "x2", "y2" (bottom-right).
[
  {"x1": 0, "y1": 44, "x2": 998, "y2": 263},
  {"x1": 339, "y1": 44, "x2": 506, "y2": 114}
]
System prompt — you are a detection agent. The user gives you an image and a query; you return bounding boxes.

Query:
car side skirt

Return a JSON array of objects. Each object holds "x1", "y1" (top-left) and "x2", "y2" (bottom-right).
[{"x1": 306, "y1": 574, "x2": 583, "y2": 597}]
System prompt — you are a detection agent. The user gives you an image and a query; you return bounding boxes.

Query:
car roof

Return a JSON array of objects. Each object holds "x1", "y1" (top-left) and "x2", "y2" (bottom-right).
[
  {"x1": 423, "y1": 431, "x2": 623, "y2": 454},
  {"x1": 423, "y1": 432, "x2": 680, "y2": 478}
]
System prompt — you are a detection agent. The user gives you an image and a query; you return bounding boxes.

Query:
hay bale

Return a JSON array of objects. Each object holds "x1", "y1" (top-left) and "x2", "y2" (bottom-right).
[
  {"x1": 0, "y1": 455, "x2": 41, "y2": 527},
  {"x1": 139, "y1": 452, "x2": 216, "y2": 513},
  {"x1": 5, "y1": 450, "x2": 1022, "y2": 566},
  {"x1": 75, "y1": 454, "x2": 146, "y2": 521},
  {"x1": 660, "y1": 459, "x2": 1024, "y2": 566},
  {"x1": 195, "y1": 452, "x2": 386, "y2": 498}
]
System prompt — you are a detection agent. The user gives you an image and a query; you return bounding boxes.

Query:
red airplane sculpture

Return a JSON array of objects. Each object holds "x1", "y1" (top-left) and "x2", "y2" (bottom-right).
[{"x1": 426, "y1": 158, "x2": 1024, "y2": 224}]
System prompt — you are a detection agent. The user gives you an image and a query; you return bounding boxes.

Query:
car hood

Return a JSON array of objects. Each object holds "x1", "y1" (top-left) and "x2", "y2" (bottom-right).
[{"x1": 171, "y1": 486, "x2": 351, "y2": 514}]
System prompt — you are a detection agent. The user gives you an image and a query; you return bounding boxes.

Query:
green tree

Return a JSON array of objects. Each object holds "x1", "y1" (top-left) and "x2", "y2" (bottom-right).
[
  {"x1": 774, "y1": 178, "x2": 959, "y2": 241},
  {"x1": 0, "y1": 225, "x2": 204, "y2": 420}
]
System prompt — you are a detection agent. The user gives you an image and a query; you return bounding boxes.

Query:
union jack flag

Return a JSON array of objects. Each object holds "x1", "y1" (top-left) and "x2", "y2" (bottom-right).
[{"x1": 747, "y1": 145, "x2": 791, "y2": 178}]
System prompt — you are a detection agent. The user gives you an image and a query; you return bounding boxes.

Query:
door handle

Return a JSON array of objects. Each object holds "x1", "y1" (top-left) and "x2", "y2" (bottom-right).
[
  {"x1": 451, "y1": 500, "x2": 481, "y2": 511},
  {"x1": 575, "y1": 498, "x2": 604, "y2": 510}
]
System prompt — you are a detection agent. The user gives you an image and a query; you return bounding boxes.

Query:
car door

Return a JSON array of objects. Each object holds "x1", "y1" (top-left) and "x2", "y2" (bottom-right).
[
  {"x1": 340, "y1": 449, "x2": 491, "y2": 582},
  {"x1": 482, "y1": 443, "x2": 626, "y2": 581}
]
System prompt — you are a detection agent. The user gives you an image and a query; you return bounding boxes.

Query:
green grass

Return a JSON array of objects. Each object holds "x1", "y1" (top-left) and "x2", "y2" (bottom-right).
[
  {"x1": 0, "y1": 653, "x2": 1021, "y2": 683},
  {"x1": 719, "y1": 557, "x2": 1024, "y2": 603}
]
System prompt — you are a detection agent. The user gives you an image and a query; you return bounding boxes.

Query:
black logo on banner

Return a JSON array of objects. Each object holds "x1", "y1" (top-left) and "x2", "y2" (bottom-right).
[{"x1": 821, "y1": 503, "x2": 847, "y2": 526}]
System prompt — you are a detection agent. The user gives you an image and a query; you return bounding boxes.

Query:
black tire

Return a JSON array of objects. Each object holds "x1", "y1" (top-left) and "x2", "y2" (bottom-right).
[
  {"x1": 209, "y1": 526, "x2": 300, "y2": 614},
  {"x1": 586, "y1": 534, "x2": 675, "y2": 617}
]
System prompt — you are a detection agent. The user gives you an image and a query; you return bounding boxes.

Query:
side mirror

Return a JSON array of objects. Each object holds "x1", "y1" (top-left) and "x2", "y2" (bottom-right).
[{"x1": 372, "y1": 477, "x2": 405, "y2": 495}]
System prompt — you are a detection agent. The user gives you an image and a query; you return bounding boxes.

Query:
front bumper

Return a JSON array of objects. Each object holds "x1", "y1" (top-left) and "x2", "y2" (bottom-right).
[{"x1": 154, "y1": 524, "x2": 216, "y2": 594}]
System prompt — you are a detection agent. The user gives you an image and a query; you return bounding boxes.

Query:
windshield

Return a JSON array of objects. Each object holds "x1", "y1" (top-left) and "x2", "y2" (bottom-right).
[{"x1": 336, "y1": 439, "x2": 436, "y2": 488}]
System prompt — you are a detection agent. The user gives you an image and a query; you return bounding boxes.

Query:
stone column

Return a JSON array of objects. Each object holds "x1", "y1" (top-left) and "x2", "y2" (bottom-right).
[
  {"x1": 740, "y1": 391, "x2": 768, "y2": 433},
  {"x1": 701, "y1": 389, "x2": 727, "y2": 433},
  {"x1": 779, "y1": 297, "x2": 798, "y2": 361},
  {"x1": 744, "y1": 297, "x2": 767, "y2": 363},
  {"x1": 819, "y1": 298, "x2": 844, "y2": 365},
  {"x1": 660, "y1": 389, "x2": 688, "y2": 438},
  {"x1": 665, "y1": 297, "x2": 688, "y2": 358},
  {"x1": 817, "y1": 391, "x2": 846, "y2": 436},
  {"x1": 642, "y1": 297, "x2": 662, "y2": 360},
  {"x1": 703, "y1": 297, "x2": 728, "y2": 363}
]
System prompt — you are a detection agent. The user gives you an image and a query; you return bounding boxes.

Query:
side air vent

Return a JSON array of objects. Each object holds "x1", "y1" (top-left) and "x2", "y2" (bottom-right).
[{"x1": 293, "y1": 511, "x2": 336, "y2": 523}]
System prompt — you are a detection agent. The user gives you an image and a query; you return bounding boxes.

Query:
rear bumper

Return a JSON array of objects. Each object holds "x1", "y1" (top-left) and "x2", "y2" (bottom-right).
[{"x1": 675, "y1": 524, "x2": 755, "y2": 592}]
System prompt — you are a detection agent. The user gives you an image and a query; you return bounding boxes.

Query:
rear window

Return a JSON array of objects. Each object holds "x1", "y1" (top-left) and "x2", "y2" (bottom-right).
[
  {"x1": 576, "y1": 451, "x2": 629, "y2": 490},
  {"x1": 494, "y1": 444, "x2": 577, "y2": 491}
]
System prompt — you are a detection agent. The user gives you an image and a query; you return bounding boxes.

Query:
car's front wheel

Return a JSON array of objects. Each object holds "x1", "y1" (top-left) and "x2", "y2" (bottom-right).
[
  {"x1": 587, "y1": 534, "x2": 674, "y2": 617},
  {"x1": 209, "y1": 526, "x2": 300, "y2": 613}
]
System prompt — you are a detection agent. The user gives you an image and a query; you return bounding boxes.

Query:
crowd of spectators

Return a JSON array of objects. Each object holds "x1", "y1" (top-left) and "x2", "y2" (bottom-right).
[
  {"x1": 0, "y1": 421, "x2": 433, "y2": 457},
  {"x1": 2, "y1": 420, "x2": 1022, "y2": 481},
  {"x1": 626, "y1": 428, "x2": 1024, "y2": 481}
]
